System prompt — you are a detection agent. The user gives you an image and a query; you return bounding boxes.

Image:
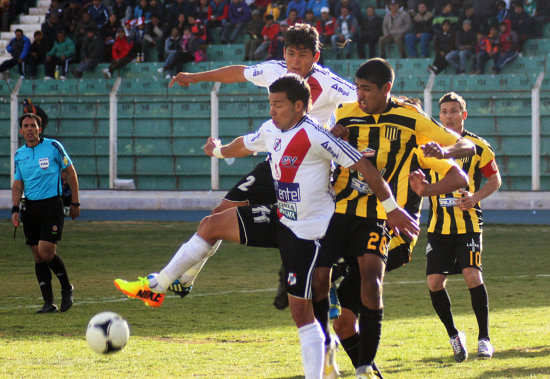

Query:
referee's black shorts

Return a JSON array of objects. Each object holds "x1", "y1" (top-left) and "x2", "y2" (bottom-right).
[
  {"x1": 224, "y1": 160, "x2": 277, "y2": 205},
  {"x1": 21, "y1": 196, "x2": 64, "y2": 246}
]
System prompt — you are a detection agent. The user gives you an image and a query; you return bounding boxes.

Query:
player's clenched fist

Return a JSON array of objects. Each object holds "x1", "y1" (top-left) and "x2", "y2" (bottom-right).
[
  {"x1": 169, "y1": 72, "x2": 195, "y2": 88},
  {"x1": 203, "y1": 137, "x2": 222, "y2": 156},
  {"x1": 409, "y1": 169, "x2": 428, "y2": 196}
]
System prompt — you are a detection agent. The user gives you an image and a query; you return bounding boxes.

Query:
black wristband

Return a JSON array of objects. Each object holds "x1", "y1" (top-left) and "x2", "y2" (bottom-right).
[
  {"x1": 12, "y1": 206, "x2": 20, "y2": 214},
  {"x1": 71, "y1": 202, "x2": 80, "y2": 207}
]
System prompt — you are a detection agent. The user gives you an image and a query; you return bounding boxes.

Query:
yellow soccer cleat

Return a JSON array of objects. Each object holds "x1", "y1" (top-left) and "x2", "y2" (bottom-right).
[{"x1": 114, "y1": 277, "x2": 165, "y2": 307}]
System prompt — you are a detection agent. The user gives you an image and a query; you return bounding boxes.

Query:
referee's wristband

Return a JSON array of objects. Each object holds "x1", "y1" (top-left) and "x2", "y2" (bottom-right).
[
  {"x1": 71, "y1": 202, "x2": 80, "y2": 207},
  {"x1": 381, "y1": 197, "x2": 398, "y2": 214},
  {"x1": 212, "y1": 147, "x2": 224, "y2": 159},
  {"x1": 11, "y1": 206, "x2": 19, "y2": 214}
]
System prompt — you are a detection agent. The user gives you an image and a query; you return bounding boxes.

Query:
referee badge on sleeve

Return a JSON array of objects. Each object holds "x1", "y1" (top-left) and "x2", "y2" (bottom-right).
[{"x1": 39, "y1": 158, "x2": 49, "y2": 169}]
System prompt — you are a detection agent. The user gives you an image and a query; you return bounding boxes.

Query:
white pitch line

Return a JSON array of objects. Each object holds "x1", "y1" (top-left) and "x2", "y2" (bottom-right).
[{"x1": 1, "y1": 274, "x2": 547, "y2": 311}]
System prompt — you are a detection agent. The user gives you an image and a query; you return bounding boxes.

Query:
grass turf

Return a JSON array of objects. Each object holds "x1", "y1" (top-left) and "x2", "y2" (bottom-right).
[{"x1": 0, "y1": 221, "x2": 549, "y2": 378}]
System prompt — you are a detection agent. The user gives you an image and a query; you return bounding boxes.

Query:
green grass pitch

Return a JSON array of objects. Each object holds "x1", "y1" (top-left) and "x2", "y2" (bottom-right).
[{"x1": 1, "y1": 221, "x2": 549, "y2": 378}]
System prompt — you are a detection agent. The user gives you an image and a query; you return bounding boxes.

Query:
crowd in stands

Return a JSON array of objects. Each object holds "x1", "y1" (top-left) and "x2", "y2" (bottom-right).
[{"x1": 1, "y1": 0, "x2": 549, "y2": 79}]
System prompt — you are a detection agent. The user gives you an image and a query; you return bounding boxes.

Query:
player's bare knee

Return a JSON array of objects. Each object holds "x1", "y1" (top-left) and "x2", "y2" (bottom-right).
[
  {"x1": 333, "y1": 311, "x2": 356, "y2": 338},
  {"x1": 197, "y1": 215, "x2": 221, "y2": 244},
  {"x1": 463, "y1": 268, "x2": 483, "y2": 288},
  {"x1": 289, "y1": 299, "x2": 314, "y2": 327},
  {"x1": 427, "y1": 274, "x2": 446, "y2": 291}
]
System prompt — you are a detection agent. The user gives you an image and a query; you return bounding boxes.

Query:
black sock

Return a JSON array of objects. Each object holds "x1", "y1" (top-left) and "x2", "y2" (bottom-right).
[
  {"x1": 35, "y1": 263, "x2": 53, "y2": 304},
  {"x1": 48, "y1": 255, "x2": 71, "y2": 289},
  {"x1": 430, "y1": 288, "x2": 458, "y2": 337},
  {"x1": 313, "y1": 297, "x2": 331, "y2": 346},
  {"x1": 340, "y1": 333, "x2": 360, "y2": 368},
  {"x1": 358, "y1": 305, "x2": 383, "y2": 367},
  {"x1": 469, "y1": 284, "x2": 490, "y2": 340}
]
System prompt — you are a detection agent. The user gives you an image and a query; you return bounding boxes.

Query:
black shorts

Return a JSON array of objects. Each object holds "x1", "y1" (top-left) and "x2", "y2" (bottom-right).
[
  {"x1": 224, "y1": 161, "x2": 276, "y2": 205},
  {"x1": 21, "y1": 196, "x2": 64, "y2": 246},
  {"x1": 236, "y1": 204, "x2": 279, "y2": 248},
  {"x1": 386, "y1": 235, "x2": 416, "y2": 272},
  {"x1": 426, "y1": 232, "x2": 483, "y2": 276},
  {"x1": 317, "y1": 213, "x2": 391, "y2": 268},
  {"x1": 336, "y1": 258, "x2": 362, "y2": 316}
]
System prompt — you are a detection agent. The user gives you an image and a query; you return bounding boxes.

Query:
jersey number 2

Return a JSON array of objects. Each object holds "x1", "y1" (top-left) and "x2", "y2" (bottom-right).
[{"x1": 237, "y1": 176, "x2": 256, "y2": 192}]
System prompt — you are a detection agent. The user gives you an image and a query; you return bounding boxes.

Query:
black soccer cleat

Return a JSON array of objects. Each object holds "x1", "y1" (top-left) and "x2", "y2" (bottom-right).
[
  {"x1": 60, "y1": 284, "x2": 74, "y2": 312},
  {"x1": 36, "y1": 303, "x2": 58, "y2": 313},
  {"x1": 168, "y1": 281, "x2": 193, "y2": 298}
]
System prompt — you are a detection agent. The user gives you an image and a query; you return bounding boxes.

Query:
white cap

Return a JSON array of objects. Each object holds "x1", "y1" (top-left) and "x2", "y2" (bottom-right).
[{"x1": 321, "y1": 6, "x2": 329, "y2": 13}]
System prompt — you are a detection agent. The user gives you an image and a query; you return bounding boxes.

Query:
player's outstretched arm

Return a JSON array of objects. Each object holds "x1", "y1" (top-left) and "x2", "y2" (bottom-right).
[
  {"x1": 350, "y1": 157, "x2": 420, "y2": 240},
  {"x1": 169, "y1": 65, "x2": 248, "y2": 88},
  {"x1": 456, "y1": 171, "x2": 501, "y2": 210},
  {"x1": 421, "y1": 138, "x2": 475, "y2": 160},
  {"x1": 11, "y1": 179, "x2": 23, "y2": 227},
  {"x1": 203, "y1": 136, "x2": 254, "y2": 158},
  {"x1": 410, "y1": 166, "x2": 469, "y2": 197},
  {"x1": 64, "y1": 164, "x2": 80, "y2": 220}
]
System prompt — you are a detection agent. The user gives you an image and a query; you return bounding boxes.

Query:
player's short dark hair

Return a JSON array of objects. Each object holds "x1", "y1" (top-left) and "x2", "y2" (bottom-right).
[
  {"x1": 285, "y1": 23, "x2": 320, "y2": 54},
  {"x1": 439, "y1": 92, "x2": 467, "y2": 112},
  {"x1": 355, "y1": 58, "x2": 395, "y2": 88},
  {"x1": 269, "y1": 74, "x2": 311, "y2": 110},
  {"x1": 19, "y1": 113, "x2": 42, "y2": 129}
]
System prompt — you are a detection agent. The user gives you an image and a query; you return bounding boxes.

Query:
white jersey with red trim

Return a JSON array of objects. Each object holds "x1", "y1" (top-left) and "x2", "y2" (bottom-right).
[
  {"x1": 243, "y1": 60, "x2": 357, "y2": 125},
  {"x1": 243, "y1": 115, "x2": 363, "y2": 240}
]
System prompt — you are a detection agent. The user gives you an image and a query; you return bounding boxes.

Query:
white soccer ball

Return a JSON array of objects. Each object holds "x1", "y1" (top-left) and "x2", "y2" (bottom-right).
[{"x1": 86, "y1": 311, "x2": 130, "y2": 354}]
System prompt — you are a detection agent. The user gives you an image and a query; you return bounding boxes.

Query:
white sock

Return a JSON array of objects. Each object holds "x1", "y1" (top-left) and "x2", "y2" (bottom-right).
[
  {"x1": 154, "y1": 234, "x2": 212, "y2": 291},
  {"x1": 297, "y1": 321, "x2": 325, "y2": 379},
  {"x1": 177, "y1": 240, "x2": 223, "y2": 285}
]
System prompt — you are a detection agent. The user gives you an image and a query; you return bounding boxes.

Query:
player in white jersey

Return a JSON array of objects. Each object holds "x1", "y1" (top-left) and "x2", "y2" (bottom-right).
[
  {"x1": 166, "y1": 24, "x2": 356, "y2": 304},
  {"x1": 115, "y1": 75, "x2": 419, "y2": 378}
]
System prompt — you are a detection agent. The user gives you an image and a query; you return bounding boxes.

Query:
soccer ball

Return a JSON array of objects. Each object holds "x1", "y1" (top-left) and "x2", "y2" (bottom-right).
[{"x1": 86, "y1": 312, "x2": 130, "y2": 354}]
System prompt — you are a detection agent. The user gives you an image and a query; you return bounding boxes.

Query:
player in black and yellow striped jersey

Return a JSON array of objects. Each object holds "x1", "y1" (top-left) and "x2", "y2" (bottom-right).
[
  {"x1": 331, "y1": 145, "x2": 469, "y2": 371},
  {"x1": 426, "y1": 92, "x2": 501, "y2": 363},
  {"x1": 313, "y1": 59, "x2": 476, "y2": 378}
]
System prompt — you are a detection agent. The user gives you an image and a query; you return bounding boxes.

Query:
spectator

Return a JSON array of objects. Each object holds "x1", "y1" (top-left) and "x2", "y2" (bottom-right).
[
  {"x1": 46, "y1": 0, "x2": 64, "y2": 23},
  {"x1": 286, "y1": 0, "x2": 307, "y2": 19},
  {"x1": 22, "y1": 98, "x2": 49, "y2": 133},
  {"x1": 71, "y1": 28, "x2": 104, "y2": 78},
  {"x1": 128, "y1": 16, "x2": 147, "y2": 59},
  {"x1": 268, "y1": 20, "x2": 287, "y2": 59},
  {"x1": 44, "y1": 30, "x2": 76, "y2": 79},
  {"x1": 317, "y1": 6, "x2": 336, "y2": 45},
  {"x1": 158, "y1": 27, "x2": 180, "y2": 76},
  {"x1": 0, "y1": 29, "x2": 31, "y2": 78},
  {"x1": 134, "y1": 0, "x2": 151, "y2": 22},
  {"x1": 527, "y1": 0, "x2": 550, "y2": 38},
  {"x1": 332, "y1": 5, "x2": 358, "y2": 59},
  {"x1": 470, "y1": 26, "x2": 498, "y2": 73},
  {"x1": 103, "y1": 28, "x2": 134, "y2": 78},
  {"x1": 446, "y1": 19, "x2": 476, "y2": 74},
  {"x1": 254, "y1": 14, "x2": 279, "y2": 59},
  {"x1": 149, "y1": 0, "x2": 166, "y2": 23},
  {"x1": 74, "y1": 12, "x2": 97, "y2": 50},
  {"x1": 88, "y1": 0, "x2": 109, "y2": 28},
  {"x1": 307, "y1": 0, "x2": 328, "y2": 18},
  {"x1": 432, "y1": 2, "x2": 459, "y2": 32},
  {"x1": 42, "y1": 13, "x2": 65, "y2": 51},
  {"x1": 509, "y1": 1, "x2": 533, "y2": 55},
  {"x1": 100, "y1": 13, "x2": 120, "y2": 60},
  {"x1": 28, "y1": 31, "x2": 48, "y2": 79},
  {"x1": 472, "y1": 0, "x2": 498, "y2": 24},
  {"x1": 170, "y1": 0, "x2": 193, "y2": 25},
  {"x1": 195, "y1": 0, "x2": 211, "y2": 20},
  {"x1": 491, "y1": 19, "x2": 518, "y2": 73},
  {"x1": 176, "y1": 27, "x2": 200, "y2": 69},
  {"x1": 263, "y1": 1, "x2": 281, "y2": 21},
  {"x1": 334, "y1": 0, "x2": 363, "y2": 25},
  {"x1": 286, "y1": 8, "x2": 301, "y2": 26},
  {"x1": 460, "y1": 4, "x2": 482, "y2": 34},
  {"x1": 188, "y1": 15, "x2": 207, "y2": 44},
  {"x1": 358, "y1": 6, "x2": 382, "y2": 59},
  {"x1": 404, "y1": 1, "x2": 433, "y2": 58},
  {"x1": 255, "y1": 0, "x2": 270, "y2": 16},
  {"x1": 303, "y1": 9, "x2": 317, "y2": 28},
  {"x1": 143, "y1": 14, "x2": 164, "y2": 61},
  {"x1": 379, "y1": 0, "x2": 411, "y2": 58},
  {"x1": 171, "y1": 13, "x2": 190, "y2": 35},
  {"x1": 63, "y1": 0, "x2": 83, "y2": 37},
  {"x1": 244, "y1": 9, "x2": 265, "y2": 60},
  {"x1": 221, "y1": 0, "x2": 251, "y2": 43},
  {"x1": 428, "y1": 19, "x2": 455, "y2": 74},
  {"x1": 496, "y1": 0, "x2": 510, "y2": 24},
  {"x1": 207, "y1": 0, "x2": 229, "y2": 42},
  {"x1": 111, "y1": 0, "x2": 132, "y2": 25},
  {"x1": 1, "y1": 0, "x2": 9, "y2": 32}
]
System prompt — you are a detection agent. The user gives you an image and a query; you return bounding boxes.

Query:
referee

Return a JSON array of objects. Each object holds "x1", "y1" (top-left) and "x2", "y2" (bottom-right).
[{"x1": 11, "y1": 113, "x2": 80, "y2": 313}]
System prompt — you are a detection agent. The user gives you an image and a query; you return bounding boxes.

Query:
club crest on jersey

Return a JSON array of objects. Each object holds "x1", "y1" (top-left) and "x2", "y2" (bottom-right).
[
  {"x1": 39, "y1": 157, "x2": 49, "y2": 169},
  {"x1": 287, "y1": 272, "x2": 297, "y2": 286},
  {"x1": 281, "y1": 155, "x2": 298, "y2": 167},
  {"x1": 273, "y1": 138, "x2": 282, "y2": 152},
  {"x1": 275, "y1": 181, "x2": 301, "y2": 202},
  {"x1": 384, "y1": 125, "x2": 400, "y2": 141},
  {"x1": 321, "y1": 141, "x2": 339, "y2": 159},
  {"x1": 361, "y1": 148, "x2": 376, "y2": 157}
]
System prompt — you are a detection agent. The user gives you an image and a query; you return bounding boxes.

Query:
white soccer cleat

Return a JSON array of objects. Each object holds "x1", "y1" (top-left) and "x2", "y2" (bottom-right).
[
  {"x1": 477, "y1": 338, "x2": 494, "y2": 359},
  {"x1": 324, "y1": 339, "x2": 340, "y2": 379},
  {"x1": 450, "y1": 331, "x2": 468, "y2": 362}
]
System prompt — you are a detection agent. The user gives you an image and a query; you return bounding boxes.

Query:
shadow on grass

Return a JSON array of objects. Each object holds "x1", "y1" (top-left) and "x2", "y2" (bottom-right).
[
  {"x1": 475, "y1": 366, "x2": 550, "y2": 378},
  {"x1": 491, "y1": 345, "x2": 550, "y2": 360}
]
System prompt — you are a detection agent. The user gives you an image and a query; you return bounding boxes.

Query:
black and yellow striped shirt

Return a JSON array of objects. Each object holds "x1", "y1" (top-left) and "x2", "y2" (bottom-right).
[
  {"x1": 332, "y1": 98, "x2": 461, "y2": 220},
  {"x1": 427, "y1": 130, "x2": 496, "y2": 234}
]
